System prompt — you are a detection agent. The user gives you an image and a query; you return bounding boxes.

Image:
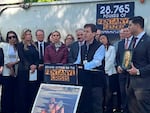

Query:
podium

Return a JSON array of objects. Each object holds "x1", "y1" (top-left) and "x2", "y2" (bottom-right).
[
  {"x1": 44, "y1": 64, "x2": 83, "y2": 85},
  {"x1": 44, "y1": 63, "x2": 106, "y2": 87},
  {"x1": 78, "y1": 69, "x2": 106, "y2": 87}
]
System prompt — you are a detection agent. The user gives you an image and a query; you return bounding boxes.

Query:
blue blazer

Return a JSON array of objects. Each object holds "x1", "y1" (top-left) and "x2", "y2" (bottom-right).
[
  {"x1": 130, "y1": 33, "x2": 150, "y2": 89},
  {"x1": 116, "y1": 39, "x2": 126, "y2": 67}
]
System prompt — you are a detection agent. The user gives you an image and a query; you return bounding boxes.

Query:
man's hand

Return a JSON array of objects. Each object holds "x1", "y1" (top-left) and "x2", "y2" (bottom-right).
[
  {"x1": 30, "y1": 64, "x2": 37, "y2": 73},
  {"x1": 127, "y1": 63, "x2": 138, "y2": 75},
  {"x1": 38, "y1": 64, "x2": 44, "y2": 70},
  {"x1": 117, "y1": 66, "x2": 123, "y2": 73}
]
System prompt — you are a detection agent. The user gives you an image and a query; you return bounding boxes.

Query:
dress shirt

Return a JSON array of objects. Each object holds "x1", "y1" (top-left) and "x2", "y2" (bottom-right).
[
  {"x1": 84, "y1": 45, "x2": 105, "y2": 70},
  {"x1": 105, "y1": 45, "x2": 117, "y2": 76},
  {"x1": 125, "y1": 36, "x2": 133, "y2": 49},
  {"x1": 74, "y1": 41, "x2": 84, "y2": 64},
  {"x1": 38, "y1": 41, "x2": 44, "y2": 58},
  {"x1": 134, "y1": 31, "x2": 145, "y2": 47}
]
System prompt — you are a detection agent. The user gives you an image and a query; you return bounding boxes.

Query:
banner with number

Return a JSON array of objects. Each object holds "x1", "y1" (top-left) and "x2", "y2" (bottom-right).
[{"x1": 96, "y1": 2, "x2": 134, "y2": 40}]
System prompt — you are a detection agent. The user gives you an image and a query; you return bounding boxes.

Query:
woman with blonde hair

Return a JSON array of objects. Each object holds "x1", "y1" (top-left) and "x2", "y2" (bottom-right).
[
  {"x1": 64, "y1": 34, "x2": 75, "y2": 51},
  {"x1": 16, "y1": 28, "x2": 39, "y2": 113},
  {"x1": 44, "y1": 31, "x2": 68, "y2": 64}
]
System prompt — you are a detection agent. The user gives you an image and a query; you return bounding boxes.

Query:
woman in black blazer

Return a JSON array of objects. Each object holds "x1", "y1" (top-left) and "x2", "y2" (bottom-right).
[
  {"x1": 0, "y1": 47, "x2": 4, "y2": 79},
  {"x1": 16, "y1": 29, "x2": 39, "y2": 113}
]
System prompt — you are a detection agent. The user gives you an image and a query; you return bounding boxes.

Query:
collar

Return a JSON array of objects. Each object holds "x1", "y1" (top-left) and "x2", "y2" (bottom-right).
[
  {"x1": 78, "y1": 41, "x2": 85, "y2": 46},
  {"x1": 135, "y1": 31, "x2": 145, "y2": 40},
  {"x1": 38, "y1": 41, "x2": 44, "y2": 45},
  {"x1": 125, "y1": 35, "x2": 133, "y2": 41},
  {"x1": 85, "y1": 38, "x2": 94, "y2": 45}
]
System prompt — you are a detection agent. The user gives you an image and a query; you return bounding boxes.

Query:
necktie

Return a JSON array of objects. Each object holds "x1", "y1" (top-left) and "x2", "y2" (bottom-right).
[
  {"x1": 131, "y1": 37, "x2": 138, "y2": 49},
  {"x1": 125, "y1": 39, "x2": 129, "y2": 49},
  {"x1": 40, "y1": 43, "x2": 43, "y2": 59}
]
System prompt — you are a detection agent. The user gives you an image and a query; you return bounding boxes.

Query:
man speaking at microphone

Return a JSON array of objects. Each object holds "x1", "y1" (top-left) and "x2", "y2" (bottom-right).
[{"x1": 78, "y1": 23, "x2": 105, "y2": 113}]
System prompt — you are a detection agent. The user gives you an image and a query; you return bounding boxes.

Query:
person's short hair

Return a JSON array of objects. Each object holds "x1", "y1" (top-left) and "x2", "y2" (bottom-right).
[
  {"x1": 35, "y1": 29, "x2": 44, "y2": 36},
  {"x1": 129, "y1": 16, "x2": 144, "y2": 29},
  {"x1": 75, "y1": 28, "x2": 84, "y2": 33},
  {"x1": 84, "y1": 23, "x2": 97, "y2": 32}
]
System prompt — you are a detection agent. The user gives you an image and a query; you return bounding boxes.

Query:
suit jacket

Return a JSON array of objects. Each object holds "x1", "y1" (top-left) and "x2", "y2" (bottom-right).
[
  {"x1": 116, "y1": 39, "x2": 126, "y2": 68},
  {"x1": 35, "y1": 41, "x2": 49, "y2": 64},
  {"x1": 0, "y1": 48, "x2": 4, "y2": 66},
  {"x1": 68, "y1": 41, "x2": 79, "y2": 63},
  {"x1": 130, "y1": 33, "x2": 150, "y2": 89}
]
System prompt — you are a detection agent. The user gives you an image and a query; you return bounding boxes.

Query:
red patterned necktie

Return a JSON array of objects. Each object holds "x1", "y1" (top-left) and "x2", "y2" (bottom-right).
[{"x1": 125, "y1": 39, "x2": 129, "y2": 49}]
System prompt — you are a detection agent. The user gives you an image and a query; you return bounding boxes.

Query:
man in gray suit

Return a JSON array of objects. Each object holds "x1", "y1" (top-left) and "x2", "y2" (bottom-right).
[
  {"x1": 127, "y1": 16, "x2": 150, "y2": 113},
  {"x1": 68, "y1": 28, "x2": 85, "y2": 64}
]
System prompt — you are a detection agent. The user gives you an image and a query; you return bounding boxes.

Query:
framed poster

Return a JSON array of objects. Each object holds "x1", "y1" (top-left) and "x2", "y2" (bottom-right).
[
  {"x1": 31, "y1": 83, "x2": 83, "y2": 113},
  {"x1": 122, "y1": 50, "x2": 132, "y2": 70}
]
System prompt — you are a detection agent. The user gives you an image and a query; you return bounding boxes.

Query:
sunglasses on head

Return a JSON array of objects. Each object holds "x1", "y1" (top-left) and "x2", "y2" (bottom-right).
[{"x1": 8, "y1": 36, "x2": 16, "y2": 39}]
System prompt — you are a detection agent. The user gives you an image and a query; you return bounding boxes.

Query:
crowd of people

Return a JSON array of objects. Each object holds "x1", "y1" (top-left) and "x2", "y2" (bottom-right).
[{"x1": 0, "y1": 16, "x2": 150, "y2": 113}]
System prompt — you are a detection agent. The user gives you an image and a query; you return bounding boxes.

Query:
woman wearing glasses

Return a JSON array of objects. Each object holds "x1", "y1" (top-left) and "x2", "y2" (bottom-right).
[
  {"x1": 16, "y1": 29, "x2": 39, "y2": 113},
  {"x1": 0, "y1": 31, "x2": 19, "y2": 113}
]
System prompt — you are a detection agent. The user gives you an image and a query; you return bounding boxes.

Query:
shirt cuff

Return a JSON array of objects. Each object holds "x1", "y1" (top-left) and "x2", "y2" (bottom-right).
[{"x1": 136, "y1": 69, "x2": 140, "y2": 75}]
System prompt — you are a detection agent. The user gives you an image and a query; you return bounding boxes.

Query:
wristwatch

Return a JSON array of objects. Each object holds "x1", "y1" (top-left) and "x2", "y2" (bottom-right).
[{"x1": 136, "y1": 69, "x2": 140, "y2": 75}]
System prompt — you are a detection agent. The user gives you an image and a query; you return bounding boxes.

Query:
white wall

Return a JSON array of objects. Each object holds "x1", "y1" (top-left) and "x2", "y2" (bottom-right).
[{"x1": 0, "y1": 0, "x2": 150, "y2": 41}]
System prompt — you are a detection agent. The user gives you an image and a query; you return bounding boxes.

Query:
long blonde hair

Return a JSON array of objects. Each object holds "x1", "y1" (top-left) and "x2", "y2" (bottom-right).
[{"x1": 21, "y1": 28, "x2": 38, "y2": 50}]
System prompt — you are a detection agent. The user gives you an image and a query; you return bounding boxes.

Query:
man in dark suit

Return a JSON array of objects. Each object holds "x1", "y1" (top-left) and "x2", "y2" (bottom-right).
[
  {"x1": 68, "y1": 28, "x2": 85, "y2": 64},
  {"x1": 116, "y1": 28, "x2": 133, "y2": 113},
  {"x1": 35, "y1": 29, "x2": 49, "y2": 84},
  {"x1": 127, "y1": 16, "x2": 150, "y2": 113}
]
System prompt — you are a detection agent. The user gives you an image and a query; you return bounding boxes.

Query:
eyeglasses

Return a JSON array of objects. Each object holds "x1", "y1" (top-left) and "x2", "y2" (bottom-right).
[
  {"x1": 8, "y1": 36, "x2": 16, "y2": 39},
  {"x1": 53, "y1": 35, "x2": 59, "y2": 36}
]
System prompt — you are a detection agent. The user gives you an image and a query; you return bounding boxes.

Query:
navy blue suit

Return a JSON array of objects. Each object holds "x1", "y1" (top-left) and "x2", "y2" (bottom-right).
[
  {"x1": 127, "y1": 33, "x2": 150, "y2": 113},
  {"x1": 116, "y1": 39, "x2": 128, "y2": 113}
]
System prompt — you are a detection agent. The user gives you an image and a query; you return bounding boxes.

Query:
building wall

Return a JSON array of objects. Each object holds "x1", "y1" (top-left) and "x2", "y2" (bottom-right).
[{"x1": 0, "y1": 0, "x2": 150, "y2": 41}]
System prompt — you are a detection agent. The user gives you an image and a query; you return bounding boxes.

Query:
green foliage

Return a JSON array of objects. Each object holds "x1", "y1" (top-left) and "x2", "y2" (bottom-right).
[{"x1": 25, "y1": 0, "x2": 58, "y2": 3}]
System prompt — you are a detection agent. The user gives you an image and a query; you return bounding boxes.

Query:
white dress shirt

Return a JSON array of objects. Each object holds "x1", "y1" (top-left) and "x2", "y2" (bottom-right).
[{"x1": 105, "y1": 45, "x2": 117, "y2": 76}]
